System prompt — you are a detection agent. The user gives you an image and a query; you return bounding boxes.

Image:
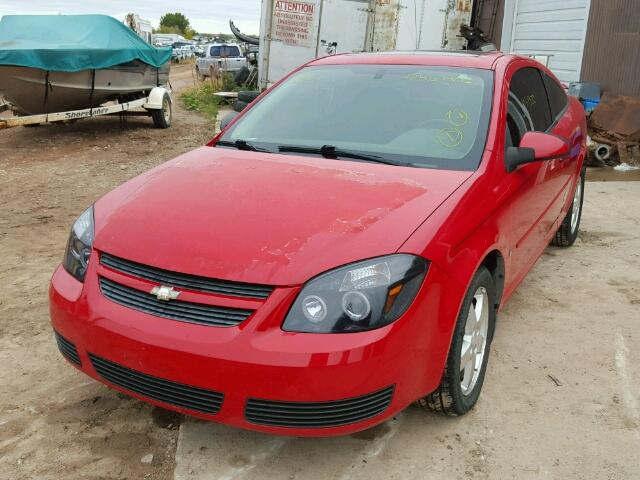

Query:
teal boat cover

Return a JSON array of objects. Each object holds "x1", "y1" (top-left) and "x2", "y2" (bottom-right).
[{"x1": 0, "y1": 14, "x2": 171, "y2": 72}]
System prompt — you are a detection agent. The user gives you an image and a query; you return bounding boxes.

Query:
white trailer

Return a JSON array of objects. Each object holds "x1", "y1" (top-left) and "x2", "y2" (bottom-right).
[
  {"x1": 0, "y1": 87, "x2": 172, "y2": 130},
  {"x1": 124, "y1": 13, "x2": 154, "y2": 45},
  {"x1": 258, "y1": 0, "x2": 475, "y2": 88}
]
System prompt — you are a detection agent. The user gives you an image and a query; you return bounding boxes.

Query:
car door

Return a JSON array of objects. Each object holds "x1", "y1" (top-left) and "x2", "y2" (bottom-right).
[
  {"x1": 500, "y1": 65, "x2": 558, "y2": 283},
  {"x1": 541, "y1": 71, "x2": 580, "y2": 231}
]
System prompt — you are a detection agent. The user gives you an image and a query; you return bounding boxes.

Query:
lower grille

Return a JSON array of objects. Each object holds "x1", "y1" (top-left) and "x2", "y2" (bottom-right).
[
  {"x1": 89, "y1": 354, "x2": 223, "y2": 414},
  {"x1": 99, "y1": 277, "x2": 253, "y2": 327},
  {"x1": 54, "y1": 331, "x2": 81, "y2": 366},
  {"x1": 245, "y1": 386, "x2": 394, "y2": 428}
]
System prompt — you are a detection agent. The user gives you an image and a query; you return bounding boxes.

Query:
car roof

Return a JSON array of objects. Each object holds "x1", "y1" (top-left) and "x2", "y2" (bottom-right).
[{"x1": 309, "y1": 50, "x2": 507, "y2": 70}]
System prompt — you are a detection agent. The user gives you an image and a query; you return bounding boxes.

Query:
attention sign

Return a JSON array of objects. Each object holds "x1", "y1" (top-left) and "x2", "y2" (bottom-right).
[{"x1": 272, "y1": 0, "x2": 317, "y2": 47}]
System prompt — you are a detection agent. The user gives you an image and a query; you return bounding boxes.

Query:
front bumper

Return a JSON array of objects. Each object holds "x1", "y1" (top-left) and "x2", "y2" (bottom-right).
[{"x1": 49, "y1": 259, "x2": 454, "y2": 437}]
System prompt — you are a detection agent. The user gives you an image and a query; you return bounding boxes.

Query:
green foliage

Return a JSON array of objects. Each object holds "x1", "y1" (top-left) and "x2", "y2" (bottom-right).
[
  {"x1": 180, "y1": 82, "x2": 220, "y2": 122},
  {"x1": 154, "y1": 25, "x2": 181, "y2": 35},
  {"x1": 180, "y1": 73, "x2": 241, "y2": 124},
  {"x1": 221, "y1": 73, "x2": 242, "y2": 92},
  {"x1": 159, "y1": 12, "x2": 191, "y2": 34}
]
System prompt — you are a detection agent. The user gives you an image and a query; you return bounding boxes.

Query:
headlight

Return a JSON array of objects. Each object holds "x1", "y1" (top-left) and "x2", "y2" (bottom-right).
[
  {"x1": 62, "y1": 206, "x2": 95, "y2": 282},
  {"x1": 283, "y1": 254, "x2": 428, "y2": 333}
]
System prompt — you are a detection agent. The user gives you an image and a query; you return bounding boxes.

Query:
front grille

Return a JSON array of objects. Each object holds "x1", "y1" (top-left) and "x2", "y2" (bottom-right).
[
  {"x1": 101, "y1": 253, "x2": 274, "y2": 299},
  {"x1": 245, "y1": 386, "x2": 394, "y2": 428},
  {"x1": 99, "y1": 277, "x2": 253, "y2": 327},
  {"x1": 54, "y1": 331, "x2": 81, "y2": 366},
  {"x1": 89, "y1": 354, "x2": 223, "y2": 414}
]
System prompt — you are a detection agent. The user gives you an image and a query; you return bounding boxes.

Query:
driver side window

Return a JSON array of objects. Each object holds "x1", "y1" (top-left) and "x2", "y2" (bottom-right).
[{"x1": 505, "y1": 67, "x2": 552, "y2": 151}]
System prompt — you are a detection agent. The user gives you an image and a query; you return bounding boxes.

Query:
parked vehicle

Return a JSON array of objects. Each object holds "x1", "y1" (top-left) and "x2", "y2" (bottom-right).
[
  {"x1": 196, "y1": 43, "x2": 247, "y2": 79},
  {"x1": 257, "y1": 0, "x2": 474, "y2": 88},
  {"x1": 0, "y1": 15, "x2": 171, "y2": 116},
  {"x1": 171, "y1": 42, "x2": 195, "y2": 62},
  {"x1": 152, "y1": 33, "x2": 187, "y2": 45},
  {"x1": 50, "y1": 51, "x2": 586, "y2": 436}
]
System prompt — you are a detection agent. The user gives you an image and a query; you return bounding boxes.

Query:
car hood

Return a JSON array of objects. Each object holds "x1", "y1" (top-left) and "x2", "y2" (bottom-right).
[{"x1": 94, "y1": 147, "x2": 472, "y2": 285}]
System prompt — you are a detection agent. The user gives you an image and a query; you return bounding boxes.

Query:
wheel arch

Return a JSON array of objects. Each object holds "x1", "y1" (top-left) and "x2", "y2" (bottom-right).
[{"x1": 479, "y1": 249, "x2": 506, "y2": 310}]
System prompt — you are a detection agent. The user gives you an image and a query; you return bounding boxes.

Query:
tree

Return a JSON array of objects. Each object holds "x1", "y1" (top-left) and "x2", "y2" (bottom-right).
[
  {"x1": 159, "y1": 12, "x2": 191, "y2": 34},
  {"x1": 154, "y1": 26, "x2": 181, "y2": 35}
]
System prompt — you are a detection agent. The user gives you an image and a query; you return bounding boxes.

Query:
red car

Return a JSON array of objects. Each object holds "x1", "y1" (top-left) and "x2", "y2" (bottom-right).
[{"x1": 50, "y1": 51, "x2": 586, "y2": 436}]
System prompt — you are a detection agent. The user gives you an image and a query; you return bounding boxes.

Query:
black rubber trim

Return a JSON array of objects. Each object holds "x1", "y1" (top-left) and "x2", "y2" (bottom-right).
[
  {"x1": 54, "y1": 330, "x2": 81, "y2": 366},
  {"x1": 245, "y1": 386, "x2": 394, "y2": 428},
  {"x1": 101, "y1": 252, "x2": 273, "y2": 299},
  {"x1": 89, "y1": 354, "x2": 223, "y2": 414},
  {"x1": 99, "y1": 277, "x2": 253, "y2": 328}
]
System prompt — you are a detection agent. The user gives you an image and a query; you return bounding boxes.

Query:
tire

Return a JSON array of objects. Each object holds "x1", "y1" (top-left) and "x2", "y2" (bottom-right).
[
  {"x1": 152, "y1": 93, "x2": 172, "y2": 129},
  {"x1": 233, "y1": 100, "x2": 248, "y2": 112},
  {"x1": 237, "y1": 90, "x2": 259, "y2": 103},
  {"x1": 417, "y1": 266, "x2": 496, "y2": 416},
  {"x1": 196, "y1": 66, "x2": 206, "y2": 81},
  {"x1": 551, "y1": 168, "x2": 585, "y2": 247},
  {"x1": 234, "y1": 66, "x2": 250, "y2": 85}
]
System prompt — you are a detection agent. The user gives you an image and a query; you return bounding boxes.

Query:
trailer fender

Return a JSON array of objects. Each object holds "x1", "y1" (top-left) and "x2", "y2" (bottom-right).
[{"x1": 144, "y1": 87, "x2": 171, "y2": 110}]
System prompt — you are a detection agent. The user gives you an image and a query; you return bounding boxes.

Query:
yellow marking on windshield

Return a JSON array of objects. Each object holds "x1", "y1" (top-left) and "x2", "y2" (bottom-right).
[
  {"x1": 437, "y1": 127, "x2": 464, "y2": 148},
  {"x1": 404, "y1": 73, "x2": 474, "y2": 84},
  {"x1": 447, "y1": 108, "x2": 469, "y2": 127}
]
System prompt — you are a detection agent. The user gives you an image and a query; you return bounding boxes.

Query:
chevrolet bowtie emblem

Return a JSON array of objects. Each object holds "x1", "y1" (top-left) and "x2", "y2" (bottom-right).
[{"x1": 150, "y1": 285, "x2": 180, "y2": 301}]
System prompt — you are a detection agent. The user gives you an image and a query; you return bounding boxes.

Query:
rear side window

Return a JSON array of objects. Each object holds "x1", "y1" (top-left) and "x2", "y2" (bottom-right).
[
  {"x1": 210, "y1": 46, "x2": 241, "y2": 57},
  {"x1": 543, "y1": 73, "x2": 568, "y2": 121},
  {"x1": 509, "y1": 67, "x2": 552, "y2": 132}
]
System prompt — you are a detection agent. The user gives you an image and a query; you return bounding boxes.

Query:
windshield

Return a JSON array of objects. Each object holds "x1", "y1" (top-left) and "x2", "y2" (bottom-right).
[{"x1": 220, "y1": 64, "x2": 494, "y2": 170}]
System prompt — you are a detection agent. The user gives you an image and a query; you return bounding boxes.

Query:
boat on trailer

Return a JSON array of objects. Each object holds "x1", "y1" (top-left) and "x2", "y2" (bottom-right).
[{"x1": 0, "y1": 15, "x2": 171, "y2": 117}]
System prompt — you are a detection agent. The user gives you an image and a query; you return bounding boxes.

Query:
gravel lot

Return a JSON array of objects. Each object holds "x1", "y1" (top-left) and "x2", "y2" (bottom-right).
[{"x1": 1, "y1": 65, "x2": 638, "y2": 479}]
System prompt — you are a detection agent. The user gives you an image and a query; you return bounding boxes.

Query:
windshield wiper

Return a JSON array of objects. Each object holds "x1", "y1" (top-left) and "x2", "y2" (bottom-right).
[
  {"x1": 216, "y1": 139, "x2": 271, "y2": 152},
  {"x1": 278, "y1": 144, "x2": 407, "y2": 166}
]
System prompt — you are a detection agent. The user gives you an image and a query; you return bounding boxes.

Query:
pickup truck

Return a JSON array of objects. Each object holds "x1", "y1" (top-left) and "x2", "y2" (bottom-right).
[{"x1": 196, "y1": 43, "x2": 247, "y2": 79}]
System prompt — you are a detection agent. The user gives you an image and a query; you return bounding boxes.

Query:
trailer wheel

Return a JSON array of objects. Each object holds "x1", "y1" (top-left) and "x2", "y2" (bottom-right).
[{"x1": 152, "y1": 93, "x2": 172, "y2": 129}]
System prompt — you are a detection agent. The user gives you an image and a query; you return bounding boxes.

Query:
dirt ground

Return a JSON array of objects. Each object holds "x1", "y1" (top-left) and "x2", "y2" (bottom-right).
[{"x1": 1, "y1": 64, "x2": 639, "y2": 479}]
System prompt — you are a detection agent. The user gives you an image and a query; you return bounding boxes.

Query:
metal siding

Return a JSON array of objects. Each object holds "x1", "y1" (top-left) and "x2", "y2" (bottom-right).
[
  {"x1": 511, "y1": 0, "x2": 589, "y2": 83},
  {"x1": 581, "y1": 0, "x2": 640, "y2": 96}
]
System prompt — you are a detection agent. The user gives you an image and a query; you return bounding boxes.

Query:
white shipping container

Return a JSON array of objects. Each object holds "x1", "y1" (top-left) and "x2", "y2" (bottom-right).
[{"x1": 258, "y1": 0, "x2": 475, "y2": 88}]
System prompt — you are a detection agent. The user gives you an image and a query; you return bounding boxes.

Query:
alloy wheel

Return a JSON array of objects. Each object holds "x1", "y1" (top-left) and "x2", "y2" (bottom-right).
[
  {"x1": 460, "y1": 286, "x2": 489, "y2": 395},
  {"x1": 570, "y1": 180, "x2": 582, "y2": 234}
]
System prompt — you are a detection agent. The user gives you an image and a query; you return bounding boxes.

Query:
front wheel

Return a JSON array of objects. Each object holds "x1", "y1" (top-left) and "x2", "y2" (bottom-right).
[
  {"x1": 551, "y1": 169, "x2": 585, "y2": 247},
  {"x1": 417, "y1": 266, "x2": 496, "y2": 416}
]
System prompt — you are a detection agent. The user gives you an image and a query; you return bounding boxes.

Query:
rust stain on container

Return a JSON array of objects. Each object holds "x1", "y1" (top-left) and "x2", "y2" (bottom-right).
[
  {"x1": 372, "y1": 0, "x2": 400, "y2": 51},
  {"x1": 444, "y1": 0, "x2": 473, "y2": 50}
]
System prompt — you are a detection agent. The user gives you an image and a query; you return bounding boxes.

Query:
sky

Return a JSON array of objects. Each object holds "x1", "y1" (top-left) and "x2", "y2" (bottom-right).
[{"x1": 0, "y1": 0, "x2": 261, "y2": 34}]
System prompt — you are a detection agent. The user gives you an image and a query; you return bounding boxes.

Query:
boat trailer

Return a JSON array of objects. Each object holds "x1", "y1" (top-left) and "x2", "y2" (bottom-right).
[{"x1": 0, "y1": 86, "x2": 172, "y2": 130}]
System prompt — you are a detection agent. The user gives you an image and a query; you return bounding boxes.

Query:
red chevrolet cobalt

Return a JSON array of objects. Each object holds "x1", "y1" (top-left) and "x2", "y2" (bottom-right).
[{"x1": 50, "y1": 51, "x2": 586, "y2": 436}]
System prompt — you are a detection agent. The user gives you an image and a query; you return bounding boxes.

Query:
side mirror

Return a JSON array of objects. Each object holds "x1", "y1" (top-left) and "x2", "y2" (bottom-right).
[
  {"x1": 220, "y1": 111, "x2": 239, "y2": 131},
  {"x1": 506, "y1": 131, "x2": 570, "y2": 173}
]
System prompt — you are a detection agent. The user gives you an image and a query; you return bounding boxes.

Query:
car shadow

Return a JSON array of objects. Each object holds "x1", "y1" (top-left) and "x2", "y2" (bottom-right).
[{"x1": 171, "y1": 404, "x2": 464, "y2": 479}]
